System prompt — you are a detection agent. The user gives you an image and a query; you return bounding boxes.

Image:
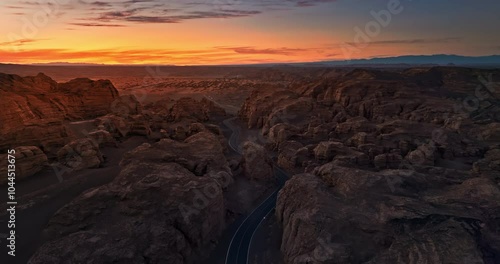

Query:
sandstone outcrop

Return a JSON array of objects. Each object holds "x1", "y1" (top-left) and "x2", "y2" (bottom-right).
[
  {"x1": 168, "y1": 97, "x2": 226, "y2": 122},
  {"x1": 56, "y1": 138, "x2": 104, "y2": 171},
  {"x1": 30, "y1": 130, "x2": 231, "y2": 263},
  {"x1": 313, "y1": 141, "x2": 344, "y2": 161},
  {"x1": 247, "y1": 67, "x2": 500, "y2": 263},
  {"x1": 0, "y1": 73, "x2": 119, "y2": 152},
  {"x1": 241, "y1": 141, "x2": 274, "y2": 181},
  {"x1": 2, "y1": 119, "x2": 73, "y2": 157},
  {"x1": 0, "y1": 146, "x2": 48, "y2": 184},
  {"x1": 95, "y1": 114, "x2": 130, "y2": 138},
  {"x1": 56, "y1": 77, "x2": 119, "y2": 118},
  {"x1": 277, "y1": 141, "x2": 306, "y2": 170},
  {"x1": 4, "y1": 66, "x2": 500, "y2": 263},
  {"x1": 239, "y1": 89, "x2": 299, "y2": 129},
  {"x1": 405, "y1": 142, "x2": 438, "y2": 166},
  {"x1": 473, "y1": 147, "x2": 500, "y2": 183},
  {"x1": 267, "y1": 123, "x2": 299, "y2": 146},
  {"x1": 87, "y1": 130, "x2": 117, "y2": 147},
  {"x1": 110, "y1": 94, "x2": 143, "y2": 117},
  {"x1": 123, "y1": 131, "x2": 231, "y2": 182},
  {"x1": 94, "y1": 114, "x2": 152, "y2": 139},
  {"x1": 129, "y1": 115, "x2": 152, "y2": 137},
  {"x1": 277, "y1": 164, "x2": 500, "y2": 264}
]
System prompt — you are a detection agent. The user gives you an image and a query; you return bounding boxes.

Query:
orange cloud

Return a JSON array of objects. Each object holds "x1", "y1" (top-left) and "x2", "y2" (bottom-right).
[{"x1": 0, "y1": 46, "x2": 338, "y2": 65}]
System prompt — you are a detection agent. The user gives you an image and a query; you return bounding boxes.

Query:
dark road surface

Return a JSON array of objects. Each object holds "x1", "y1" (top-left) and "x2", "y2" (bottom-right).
[{"x1": 1, "y1": 113, "x2": 286, "y2": 264}]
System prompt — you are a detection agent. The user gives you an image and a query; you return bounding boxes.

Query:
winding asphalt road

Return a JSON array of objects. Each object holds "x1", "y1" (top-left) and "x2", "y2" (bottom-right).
[{"x1": 222, "y1": 117, "x2": 288, "y2": 264}]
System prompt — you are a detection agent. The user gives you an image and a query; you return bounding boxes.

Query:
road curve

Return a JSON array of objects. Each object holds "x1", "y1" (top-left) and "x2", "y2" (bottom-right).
[{"x1": 222, "y1": 117, "x2": 288, "y2": 264}]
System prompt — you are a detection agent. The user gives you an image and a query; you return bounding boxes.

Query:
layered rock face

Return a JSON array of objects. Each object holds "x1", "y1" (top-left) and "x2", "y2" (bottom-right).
[
  {"x1": 241, "y1": 141, "x2": 274, "y2": 181},
  {"x1": 0, "y1": 146, "x2": 48, "y2": 184},
  {"x1": 240, "y1": 67, "x2": 500, "y2": 172},
  {"x1": 95, "y1": 114, "x2": 131, "y2": 138},
  {"x1": 29, "y1": 130, "x2": 231, "y2": 263},
  {"x1": 237, "y1": 67, "x2": 500, "y2": 263},
  {"x1": 168, "y1": 97, "x2": 226, "y2": 122},
  {"x1": 2, "y1": 120, "x2": 72, "y2": 157},
  {"x1": 56, "y1": 138, "x2": 104, "y2": 171},
  {"x1": 110, "y1": 94, "x2": 143, "y2": 116},
  {"x1": 239, "y1": 89, "x2": 305, "y2": 129},
  {"x1": 0, "y1": 73, "x2": 119, "y2": 152},
  {"x1": 93, "y1": 94, "x2": 153, "y2": 139},
  {"x1": 87, "y1": 130, "x2": 117, "y2": 147},
  {"x1": 277, "y1": 167, "x2": 500, "y2": 264},
  {"x1": 56, "y1": 77, "x2": 120, "y2": 118}
]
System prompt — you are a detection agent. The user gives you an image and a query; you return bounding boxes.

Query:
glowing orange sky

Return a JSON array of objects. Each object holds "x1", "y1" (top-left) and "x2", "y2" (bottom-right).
[{"x1": 1, "y1": 0, "x2": 499, "y2": 65}]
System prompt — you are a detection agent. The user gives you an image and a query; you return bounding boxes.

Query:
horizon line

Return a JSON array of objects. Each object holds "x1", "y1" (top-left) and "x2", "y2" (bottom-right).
[{"x1": 2, "y1": 54, "x2": 500, "y2": 67}]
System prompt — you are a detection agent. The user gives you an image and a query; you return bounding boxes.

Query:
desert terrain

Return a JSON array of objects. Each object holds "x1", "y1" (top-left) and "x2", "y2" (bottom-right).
[{"x1": 0, "y1": 65, "x2": 499, "y2": 264}]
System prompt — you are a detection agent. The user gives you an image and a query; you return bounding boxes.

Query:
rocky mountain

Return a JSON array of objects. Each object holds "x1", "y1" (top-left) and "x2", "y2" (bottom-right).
[
  {"x1": 318, "y1": 55, "x2": 500, "y2": 66},
  {"x1": 0, "y1": 72, "x2": 239, "y2": 263},
  {"x1": 0, "y1": 146, "x2": 48, "y2": 184},
  {"x1": 168, "y1": 97, "x2": 226, "y2": 122},
  {"x1": 238, "y1": 67, "x2": 500, "y2": 263},
  {"x1": 0, "y1": 73, "x2": 119, "y2": 153},
  {"x1": 29, "y1": 130, "x2": 231, "y2": 263}
]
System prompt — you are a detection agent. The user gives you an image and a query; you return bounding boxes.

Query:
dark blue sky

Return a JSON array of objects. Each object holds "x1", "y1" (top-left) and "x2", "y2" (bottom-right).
[{"x1": 1, "y1": 0, "x2": 499, "y2": 64}]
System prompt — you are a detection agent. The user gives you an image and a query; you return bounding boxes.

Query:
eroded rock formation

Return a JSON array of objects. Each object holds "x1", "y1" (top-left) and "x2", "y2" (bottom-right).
[
  {"x1": 0, "y1": 146, "x2": 48, "y2": 184},
  {"x1": 168, "y1": 97, "x2": 226, "y2": 122},
  {"x1": 56, "y1": 138, "x2": 104, "y2": 171},
  {"x1": 0, "y1": 73, "x2": 119, "y2": 153},
  {"x1": 241, "y1": 141, "x2": 274, "y2": 181},
  {"x1": 238, "y1": 67, "x2": 500, "y2": 263},
  {"x1": 29, "y1": 130, "x2": 232, "y2": 263}
]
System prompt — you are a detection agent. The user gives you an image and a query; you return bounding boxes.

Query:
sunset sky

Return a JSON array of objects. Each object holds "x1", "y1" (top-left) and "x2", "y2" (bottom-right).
[{"x1": 1, "y1": 0, "x2": 499, "y2": 65}]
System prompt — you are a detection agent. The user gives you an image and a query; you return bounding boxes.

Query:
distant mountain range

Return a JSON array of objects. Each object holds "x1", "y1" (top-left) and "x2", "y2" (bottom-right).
[
  {"x1": 1, "y1": 54, "x2": 500, "y2": 67},
  {"x1": 316, "y1": 54, "x2": 500, "y2": 66}
]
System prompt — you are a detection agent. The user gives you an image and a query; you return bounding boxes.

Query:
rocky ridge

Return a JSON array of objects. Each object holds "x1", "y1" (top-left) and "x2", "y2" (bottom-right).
[
  {"x1": 238, "y1": 67, "x2": 500, "y2": 263},
  {"x1": 0, "y1": 73, "x2": 119, "y2": 153},
  {"x1": 29, "y1": 127, "x2": 232, "y2": 264}
]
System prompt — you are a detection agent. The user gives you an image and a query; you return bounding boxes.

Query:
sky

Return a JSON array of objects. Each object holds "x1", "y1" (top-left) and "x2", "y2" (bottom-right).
[{"x1": 1, "y1": 0, "x2": 499, "y2": 65}]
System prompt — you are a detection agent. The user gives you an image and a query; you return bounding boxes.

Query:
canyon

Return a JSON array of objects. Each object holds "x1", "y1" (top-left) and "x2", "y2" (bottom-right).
[{"x1": 0, "y1": 66, "x2": 499, "y2": 263}]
